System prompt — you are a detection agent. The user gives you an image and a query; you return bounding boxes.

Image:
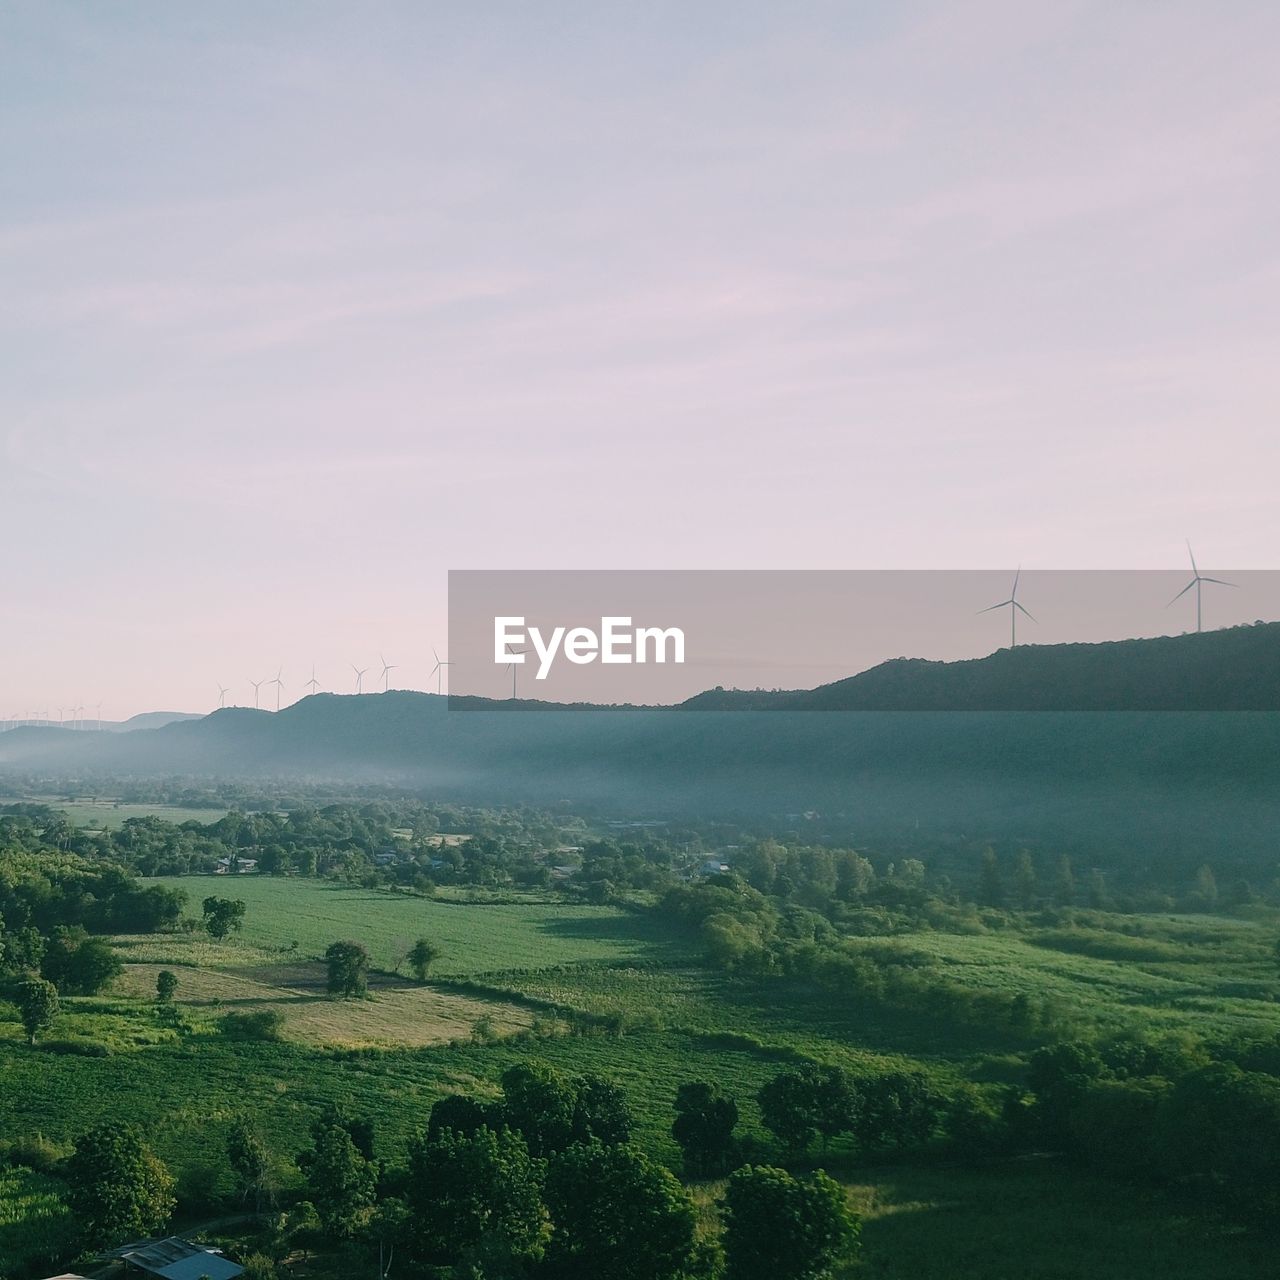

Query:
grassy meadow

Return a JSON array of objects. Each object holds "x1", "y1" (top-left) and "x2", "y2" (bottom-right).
[
  {"x1": 147, "y1": 875, "x2": 682, "y2": 974},
  {"x1": 39, "y1": 798, "x2": 231, "y2": 829},
  {"x1": 2, "y1": 876, "x2": 1278, "y2": 1279},
  {"x1": 0, "y1": 1166, "x2": 74, "y2": 1277}
]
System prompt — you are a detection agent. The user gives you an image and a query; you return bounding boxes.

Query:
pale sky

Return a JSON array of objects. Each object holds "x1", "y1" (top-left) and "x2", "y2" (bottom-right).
[{"x1": 2, "y1": 2, "x2": 1278, "y2": 717}]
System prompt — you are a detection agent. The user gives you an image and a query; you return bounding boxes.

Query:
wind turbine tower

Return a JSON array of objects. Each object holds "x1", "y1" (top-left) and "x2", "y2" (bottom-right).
[
  {"x1": 1168, "y1": 542, "x2": 1234, "y2": 633},
  {"x1": 430, "y1": 647, "x2": 453, "y2": 695},
  {"x1": 379, "y1": 654, "x2": 397, "y2": 692},
  {"x1": 505, "y1": 647, "x2": 525, "y2": 699},
  {"x1": 979, "y1": 567, "x2": 1036, "y2": 648}
]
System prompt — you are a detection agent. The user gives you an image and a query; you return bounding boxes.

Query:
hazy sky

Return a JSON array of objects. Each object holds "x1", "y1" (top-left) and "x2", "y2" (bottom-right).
[{"x1": 3, "y1": 2, "x2": 1278, "y2": 717}]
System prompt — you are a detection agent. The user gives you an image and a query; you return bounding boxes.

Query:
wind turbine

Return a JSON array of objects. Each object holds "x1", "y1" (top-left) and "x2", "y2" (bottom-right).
[
  {"x1": 505, "y1": 647, "x2": 525, "y2": 700},
  {"x1": 430, "y1": 647, "x2": 453, "y2": 695},
  {"x1": 270, "y1": 665, "x2": 285, "y2": 712},
  {"x1": 979, "y1": 567, "x2": 1036, "y2": 648},
  {"x1": 250, "y1": 678, "x2": 265, "y2": 710},
  {"x1": 217, "y1": 684, "x2": 230, "y2": 709},
  {"x1": 352, "y1": 664, "x2": 368, "y2": 694},
  {"x1": 95, "y1": 701, "x2": 103, "y2": 730},
  {"x1": 379, "y1": 654, "x2": 397, "y2": 692},
  {"x1": 305, "y1": 665, "x2": 320, "y2": 696},
  {"x1": 1168, "y1": 541, "x2": 1234, "y2": 633}
]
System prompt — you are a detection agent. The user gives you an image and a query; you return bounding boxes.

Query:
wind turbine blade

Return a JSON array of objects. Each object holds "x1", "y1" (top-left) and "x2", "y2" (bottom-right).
[
  {"x1": 977, "y1": 601, "x2": 1013, "y2": 614},
  {"x1": 1167, "y1": 579, "x2": 1197, "y2": 605},
  {"x1": 1199, "y1": 576, "x2": 1235, "y2": 587},
  {"x1": 1187, "y1": 540, "x2": 1198, "y2": 575},
  {"x1": 1014, "y1": 602, "x2": 1036, "y2": 621},
  {"x1": 1011, "y1": 566, "x2": 1021, "y2": 598}
]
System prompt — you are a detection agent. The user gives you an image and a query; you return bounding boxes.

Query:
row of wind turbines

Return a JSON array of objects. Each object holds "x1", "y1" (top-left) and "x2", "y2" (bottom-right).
[
  {"x1": 980, "y1": 542, "x2": 1236, "y2": 647},
  {"x1": 221, "y1": 649, "x2": 454, "y2": 711},
  {"x1": 2, "y1": 703, "x2": 104, "y2": 732}
]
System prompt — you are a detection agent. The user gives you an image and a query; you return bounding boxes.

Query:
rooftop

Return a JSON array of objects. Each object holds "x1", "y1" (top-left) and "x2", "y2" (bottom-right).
[{"x1": 105, "y1": 1237, "x2": 243, "y2": 1280}]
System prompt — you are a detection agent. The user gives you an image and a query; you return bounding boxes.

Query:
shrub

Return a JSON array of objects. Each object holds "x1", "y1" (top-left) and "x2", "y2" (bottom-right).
[
  {"x1": 219, "y1": 1010, "x2": 285, "y2": 1041},
  {"x1": 3, "y1": 1132, "x2": 69, "y2": 1173}
]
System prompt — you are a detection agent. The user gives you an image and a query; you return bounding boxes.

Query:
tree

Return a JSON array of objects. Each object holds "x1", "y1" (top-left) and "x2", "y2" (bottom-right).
[
  {"x1": 1013, "y1": 850, "x2": 1037, "y2": 909},
  {"x1": 757, "y1": 1065, "x2": 854, "y2": 1156},
  {"x1": 65, "y1": 937, "x2": 124, "y2": 994},
  {"x1": 428, "y1": 1093, "x2": 503, "y2": 1142},
  {"x1": 4, "y1": 925, "x2": 45, "y2": 973},
  {"x1": 571, "y1": 1074, "x2": 633, "y2": 1146},
  {"x1": 543, "y1": 1141, "x2": 698, "y2": 1280},
  {"x1": 202, "y1": 896, "x2": 246, "y2": 940},
  {"x1": 155, "y1": 970, "x2": 179, "y2": 1003},
  {"x1": 672, "y1": 1081, "x2": 739, "y2": 1178},
  {"x1": 1159, "y1": 1063, "x2": 1280, "y2": 1215},
  {"x1": 722, "y1": 1165, "x2": 859, "y2": 1280},
  {"x1": 758, "y1": 1070, "x2": 820, "y2": 1156},
  {"x1": 41, "y1": 928, "x2": 123, "y2": 995},
  {"x1": 978, "y1": 848, "x2": 1005, "y2": 908},
  {"x1": 500, "y1": 1062, "x2": 577, "y2": 1158},
  {"x1": 324, "y1": 940, "x2": 369, "y2": 998},
  {"x1": 228, "y1": 1117, "x2": 274, "y2": 1213},
  {"x1": 300, "y1": 1122, "x2": 376, "y2": 1237},
  {"x1": 407, "y1": 937, "x2": 442, "y2": 981},
  {"x1": 66, "y1": 1122, "x2": 176, "y2": 1248},
  {"x1": 405, "y1": 1125, "x2": 546, "y2": 1266},
  {"x1": 1028, "y1": 1042, "x2": 1107, "y2": 1147},
  {"x1": 855, "y1": 1072, "x2": 942, "y2": 1150},
  {"x1": 1053, "y1": 855, "x2": 1076, "y2": 906},
  {"x1": 1189, "y1": 864, "x2": 1219, "y2": 911},
  {"x1": 16, "y1": 977, "x2": 59, "y2": 1045}
]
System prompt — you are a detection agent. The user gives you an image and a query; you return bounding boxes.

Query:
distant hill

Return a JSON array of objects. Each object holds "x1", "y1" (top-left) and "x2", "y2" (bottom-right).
[
  {"x1": 3, "y1": 627, "x2": 1279, "y2": 872},
  {"x1": 109, "y1": 711, "x2": 203, "y2": 732},
  {"x1": 682, "y1": 623, "x2": 1280, "y2": 710}
]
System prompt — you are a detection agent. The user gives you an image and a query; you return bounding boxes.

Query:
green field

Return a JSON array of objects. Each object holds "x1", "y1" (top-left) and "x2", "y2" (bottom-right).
[
  {"x1": 42, "y1": 799, "x2": 230, "y2": 829},
  {"x1": 856, "y1": 917, "x2": 1280, "y2": 1041},
  {"x1": 0, "y1": 1166, "x2": 74, "y2": 1279},
  {"x1": 841, "y1": 1162, "x2": 1274, "y2": 1279},
  {"x1": 2, "y1": 879, "x2": 1279, "y2": 1279},
  {"x1": 148, "y1": 875, "x2": 682, "y2": 975}
]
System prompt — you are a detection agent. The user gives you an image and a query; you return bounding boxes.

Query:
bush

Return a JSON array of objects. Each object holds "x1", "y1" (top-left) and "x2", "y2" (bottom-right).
[
  {"x1": 219, "y1": 1010, "x2": 285, "y2": 1041},
  {"x1": 41, "y1": 1038, "x2": 110, "y2": 1057},
  {"x1": 3, "y1": 1132, "x2": 69, "y2": 1172}
]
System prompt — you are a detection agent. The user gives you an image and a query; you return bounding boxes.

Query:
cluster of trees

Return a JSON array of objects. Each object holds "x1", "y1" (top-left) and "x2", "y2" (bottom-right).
[
  {"x1": 1, "y1": 852, "x2": 179, "y2": 1040},
  {"x1": 1015, "y1": 1037, "x2": 1280, "y2": 1217},
  {"x1": 662, "y1": 879, "x2": 1066, "y2": 1041},
  {"x1": 757, "y1": 1065, "x2": 944, "y2": 1158},
  {"x1": 289, "y1": 1062, "x2": 858, "y2": 1280},
  {"x1": 680, "y1": 1035, "x2": 1280, "y2": 1228},
  {"x1": 0, "y1": 850, "x2": 185, "y2": 947},
  {"x1": 0, "y1": 800, "x2": 584, "y2": 888},
  {"x1": 14, "y1": 1064, "x2": 859, "y2": 1280}
]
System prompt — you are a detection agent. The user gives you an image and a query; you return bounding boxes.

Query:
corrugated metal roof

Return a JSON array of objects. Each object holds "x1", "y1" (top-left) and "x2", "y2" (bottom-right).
[
  {"x1": 109, "y1": 1237, "x2": 243, "y2": 1280},
  {"x1": 150, "y1": 1255, "x2": 242, "y2": 1280}
]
